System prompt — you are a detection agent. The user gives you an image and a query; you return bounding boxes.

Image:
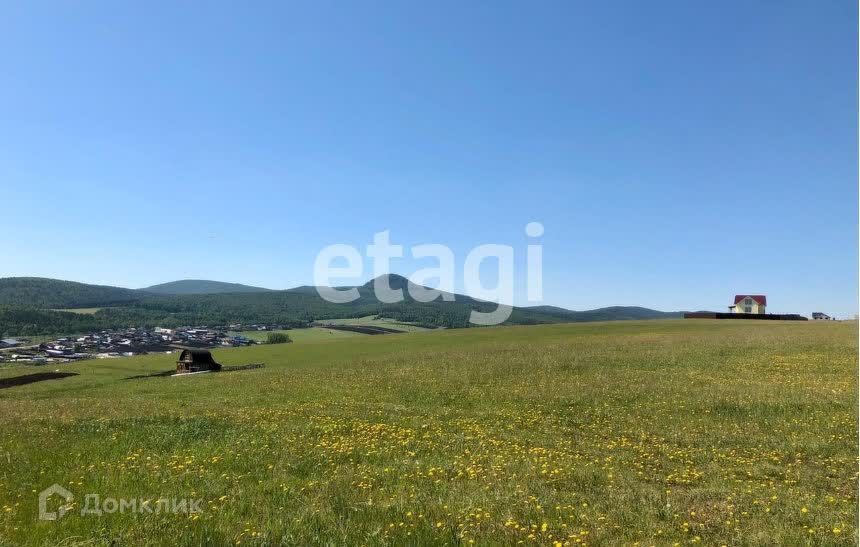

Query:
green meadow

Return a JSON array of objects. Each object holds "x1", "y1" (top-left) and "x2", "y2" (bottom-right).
[
  {"x1": 231, "y1": 316, "x2": 432, "y2": 344},
  {"x1": 316, "y1": 315, "x2": 433, "y2": 333},
  {"x1": 231, "y1": 327, "x2": 363, "y2": 343},
  {"x1": 0, "y1": 320, "x2": 856, "y2": 545},
  {"x1": 49, "y1": 308, "x2": 103, "y2": 315}
]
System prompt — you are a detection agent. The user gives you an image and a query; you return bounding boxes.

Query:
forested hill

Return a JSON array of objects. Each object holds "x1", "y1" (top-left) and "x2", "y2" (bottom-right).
[
  {"x1": 0, "y1": 275, "x2": 682, "y2": 336},
  {"x1": 0, "y1": 277, "x2": 140, "y2": 309},
  {"x1": 142, "y1": 280, "x2": 273, "y2": 295}
]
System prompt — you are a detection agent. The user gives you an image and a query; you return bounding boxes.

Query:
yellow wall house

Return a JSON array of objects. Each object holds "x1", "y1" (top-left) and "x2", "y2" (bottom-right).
[{"x1": 729, "y1": 294, "x2": 767, "y2": 314}]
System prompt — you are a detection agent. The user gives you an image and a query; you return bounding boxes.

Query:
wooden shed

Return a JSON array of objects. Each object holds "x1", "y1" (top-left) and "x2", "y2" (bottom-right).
[{"x1": 176, "y1": 349, "x2": 222, "y2": 374}]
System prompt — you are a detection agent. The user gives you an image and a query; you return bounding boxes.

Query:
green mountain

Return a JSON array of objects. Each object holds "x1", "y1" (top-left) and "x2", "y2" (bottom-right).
[
  {"x1": 142, "y1": 279, "x2": 273, "y2": 295},
  {"x1": 0, "y1": 275, "x2": 682, "y2": 336}
]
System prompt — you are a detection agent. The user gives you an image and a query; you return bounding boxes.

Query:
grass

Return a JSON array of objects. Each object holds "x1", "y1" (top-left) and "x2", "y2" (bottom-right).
[
  {"x1": 50, "y1": 308, "x2": 102, "y2": 315},
  {"x1": 0, "y1": 320, "x2": 855, "y2": 545},
  {"x1": 0, "y1": 334, "x2": 59, "y2": 347},
  {"x1": 318, "y1": 315, "x2": 433, "y2": 332},
  {"x1": 231, "y1": 328, "x2": 364, "y2": 343},
  {"x1": 232, "y1": 317, "x2": 431, "y2": 344}
]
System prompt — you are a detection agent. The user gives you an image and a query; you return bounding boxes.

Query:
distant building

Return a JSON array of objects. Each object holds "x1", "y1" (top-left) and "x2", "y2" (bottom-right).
[
  {"x1": 728, "y1": 295, "x2": 767, "y2": 314},
  {"x1": 0, "y1": 338, "x2": 22, "y2": 348},
  {"x1": 812, "y1": 312, "x2": 833, "y2": 321}
]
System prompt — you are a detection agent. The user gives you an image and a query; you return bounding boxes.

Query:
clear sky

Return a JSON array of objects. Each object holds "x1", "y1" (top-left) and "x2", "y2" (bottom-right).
[{"x1": 1, "y1": 1, "x2": 857, "y2": 316}]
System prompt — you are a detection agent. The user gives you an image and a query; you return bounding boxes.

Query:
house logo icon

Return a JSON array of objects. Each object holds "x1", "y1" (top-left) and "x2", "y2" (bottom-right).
[{"x1": 38, "y1": 484, "x2": 74, "y2": 521}]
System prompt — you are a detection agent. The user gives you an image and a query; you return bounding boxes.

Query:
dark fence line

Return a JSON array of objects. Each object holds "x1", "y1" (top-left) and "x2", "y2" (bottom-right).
[{"x1": 684, "y1": 312, "x2": 808, "y2": 321}]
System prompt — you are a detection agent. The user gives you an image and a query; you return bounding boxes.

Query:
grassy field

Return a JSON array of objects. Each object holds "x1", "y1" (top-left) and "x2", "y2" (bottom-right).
[
  {"x1": 50, "y1": 308, "x2": 102, "y2": 315},
  {"x1": 0, "y1": 320, "x2": 856, "y2": 545},
  {"x1": 0, "y1": 333, "x2": 60, "y2": 347},
  {"x1": 318, "y1": 315, "x2": 433, "y2": 333},
  {"x1": 232, "y1": 327, "x2": 363, "y2": 343}
]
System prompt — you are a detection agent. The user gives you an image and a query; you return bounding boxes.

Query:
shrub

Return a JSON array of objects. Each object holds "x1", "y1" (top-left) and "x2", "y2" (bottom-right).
[{"x1": 266, "y1": 332, "x2": 292, "y2": 344}]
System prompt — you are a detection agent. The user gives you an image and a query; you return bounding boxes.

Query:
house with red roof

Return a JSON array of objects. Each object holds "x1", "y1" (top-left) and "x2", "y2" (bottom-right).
[{"x1": 728, "y1": 295, "x2": 767, "y2": 314}]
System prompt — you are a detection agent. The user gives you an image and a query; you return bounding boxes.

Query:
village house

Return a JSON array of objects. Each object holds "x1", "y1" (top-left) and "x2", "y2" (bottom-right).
[
  {"x1": 0, "y1": 324, "x2": 265, "y2": 365},
  {"x1": 812, "y1": 312, "x2": 833, "y2": 320},
  {"x1": 728, "y1": 295, "x2": 767, "y2": 314}
]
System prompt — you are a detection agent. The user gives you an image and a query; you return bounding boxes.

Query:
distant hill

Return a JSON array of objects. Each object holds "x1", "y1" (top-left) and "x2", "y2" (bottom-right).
[
  {"x1": 525, "y1": 305, "x2": 682, "y2": 322},
  {"x1": 0, "y1": 275, "x2": 682, "y2": 336},
  {"x1": 141, "y1": 280, "x2": 273, "y2": 295}
]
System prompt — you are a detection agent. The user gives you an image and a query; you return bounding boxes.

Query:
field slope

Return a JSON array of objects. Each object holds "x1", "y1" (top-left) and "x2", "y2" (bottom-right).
[{"x1": 0, "y1": 320, "x2": 855, "y2": 545}]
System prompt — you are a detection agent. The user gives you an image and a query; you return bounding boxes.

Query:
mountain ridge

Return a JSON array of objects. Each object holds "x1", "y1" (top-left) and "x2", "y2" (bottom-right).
[
  {"x1": 142, "y1": 279, "x2": 273, "y2": 295},
  {"x1": 0, "y1": 276, "x2": 682, "y2": 336}
]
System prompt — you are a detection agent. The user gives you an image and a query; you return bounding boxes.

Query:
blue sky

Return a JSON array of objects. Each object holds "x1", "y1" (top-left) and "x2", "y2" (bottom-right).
[{"x1": 1, "y1": 1, "x2": 856, "y2": 316}]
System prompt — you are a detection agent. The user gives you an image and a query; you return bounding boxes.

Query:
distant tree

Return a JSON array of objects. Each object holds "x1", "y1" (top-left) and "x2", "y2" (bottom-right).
[{"x1": 266, "y1": 332, "x2": 292, "y2": 344}]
